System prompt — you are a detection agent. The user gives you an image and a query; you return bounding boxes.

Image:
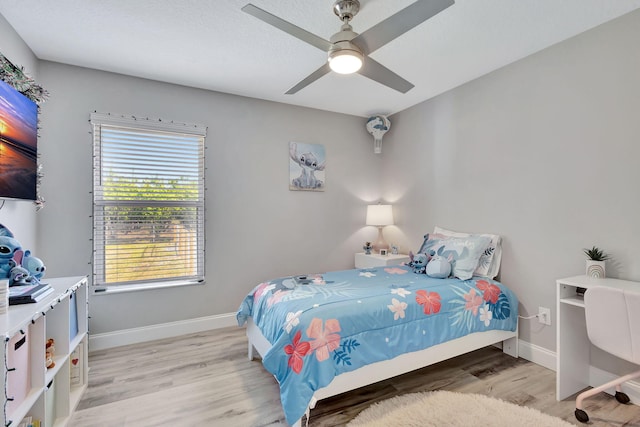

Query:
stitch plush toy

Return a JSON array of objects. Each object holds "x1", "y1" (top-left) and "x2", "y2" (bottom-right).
[
  {"x1": 22, "y1": 250, "x2": 46, "y2": 281},
  {"x1": 0, "y1": 225, "x2": 46, "y2": 285},
  {"x1": 8, "y1": 260, "x2": 31, "y2": 286},
  {"x1": 0, "y1": 224, "x2": 22, "y2": 279},
  {"x1": 408, "y1": 251, "x2": 429, "y2": 274},
  {"x1": 425, "y1": 255, "x2": 452, "y2": 279},
  {"x1": 8, "y1": 250, "x2": 34, "y2": 286}
]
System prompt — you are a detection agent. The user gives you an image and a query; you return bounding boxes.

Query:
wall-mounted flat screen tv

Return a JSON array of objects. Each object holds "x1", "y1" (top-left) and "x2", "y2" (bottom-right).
[{"x1": 0, "y1": 78, "x2": 38, "y2": 201}]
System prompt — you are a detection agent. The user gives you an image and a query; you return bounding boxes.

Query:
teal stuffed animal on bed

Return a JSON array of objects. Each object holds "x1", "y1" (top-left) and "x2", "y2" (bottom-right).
[{"x1": 425, "y1": 255, "x2": 452, "y2": 279}]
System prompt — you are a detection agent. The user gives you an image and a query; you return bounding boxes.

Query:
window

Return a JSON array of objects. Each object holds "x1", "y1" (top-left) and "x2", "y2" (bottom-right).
[{"x1": 91, "y1": 113, "x2": 206, "y2": 292}]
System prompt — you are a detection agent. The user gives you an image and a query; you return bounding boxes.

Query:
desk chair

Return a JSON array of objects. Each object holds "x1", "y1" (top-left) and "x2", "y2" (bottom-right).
[{"x1": 575, "y1": 286, "x2": 640, "y2": 423}]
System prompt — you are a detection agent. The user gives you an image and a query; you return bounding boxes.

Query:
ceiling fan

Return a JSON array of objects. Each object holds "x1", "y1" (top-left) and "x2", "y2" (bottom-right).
[{"x1": 242, "y1": 0, "x2": 455, "y2": 95}]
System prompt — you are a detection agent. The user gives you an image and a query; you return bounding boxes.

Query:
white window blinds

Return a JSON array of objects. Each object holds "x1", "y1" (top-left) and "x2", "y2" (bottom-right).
[{"x1": 91, "y1": 113, "x2": 206, "y2": 289}]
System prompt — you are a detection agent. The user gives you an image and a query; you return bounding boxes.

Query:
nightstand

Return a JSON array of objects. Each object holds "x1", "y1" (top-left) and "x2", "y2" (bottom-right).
[{"x1": 355, "y1": 252, "x2": 410, "y2": 269}]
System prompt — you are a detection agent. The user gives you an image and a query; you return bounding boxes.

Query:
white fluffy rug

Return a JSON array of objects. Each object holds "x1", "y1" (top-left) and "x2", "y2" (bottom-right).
[{"x1": 347, "y1": 390, "x2": 574, "y2": 427}]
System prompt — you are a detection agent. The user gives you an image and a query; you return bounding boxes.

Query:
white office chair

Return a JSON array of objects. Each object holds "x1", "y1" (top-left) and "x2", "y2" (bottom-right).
[{"x1": 575, "y1": 286, "x2": 640, "y2": 423}]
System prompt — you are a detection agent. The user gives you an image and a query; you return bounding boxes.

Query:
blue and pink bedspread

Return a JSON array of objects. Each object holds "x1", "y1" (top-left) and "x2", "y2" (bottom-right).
[{"x1": 236, "y1": 264, "x2": 518, "y2": 425}]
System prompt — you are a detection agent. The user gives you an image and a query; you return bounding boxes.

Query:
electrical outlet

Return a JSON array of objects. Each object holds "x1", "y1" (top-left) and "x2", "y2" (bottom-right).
[{"x1": 538, "y1": 307, "x2": 551, "y2": 326}]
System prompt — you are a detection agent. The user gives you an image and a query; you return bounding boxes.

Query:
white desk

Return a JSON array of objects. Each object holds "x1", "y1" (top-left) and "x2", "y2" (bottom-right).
[{"x1": 556, "y1": 275, "x2": 640, "y2": 401}]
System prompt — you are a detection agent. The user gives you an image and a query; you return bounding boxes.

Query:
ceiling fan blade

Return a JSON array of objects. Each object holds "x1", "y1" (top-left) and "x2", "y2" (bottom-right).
[
  {"x1": 242, "y1": 4, "x2": 333, "y2": 52},
  {"x1": 358, "y1": 58, "x2": 414, "y2": 93},
  {"x1": 286, "y1": 63, "x2": 332, "y2": 94},
  {"x1": 352, "y1": 0, "x2": 454, "y2": 54}
]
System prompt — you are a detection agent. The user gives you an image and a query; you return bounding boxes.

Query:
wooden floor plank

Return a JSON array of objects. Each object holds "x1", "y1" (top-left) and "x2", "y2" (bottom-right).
[{"x1": 72, "y1": 327, "x2": 640, "y2": 426}]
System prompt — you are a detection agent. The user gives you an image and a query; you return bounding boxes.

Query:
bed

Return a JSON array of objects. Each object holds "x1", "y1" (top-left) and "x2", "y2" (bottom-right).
[{"x1": 236, "y1": 229, "x2": 519, "y2": 426}]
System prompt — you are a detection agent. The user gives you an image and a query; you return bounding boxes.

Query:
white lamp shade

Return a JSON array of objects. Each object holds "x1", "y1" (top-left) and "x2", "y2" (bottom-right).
[{"x1": 366, "y1": 204, "x2": 394, "y2": 226}]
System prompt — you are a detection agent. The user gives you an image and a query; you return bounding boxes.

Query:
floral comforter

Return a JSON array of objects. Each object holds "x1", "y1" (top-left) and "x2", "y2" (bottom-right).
[{"x1": 236, "y1": 265, "x2": 518, "y2": 425}]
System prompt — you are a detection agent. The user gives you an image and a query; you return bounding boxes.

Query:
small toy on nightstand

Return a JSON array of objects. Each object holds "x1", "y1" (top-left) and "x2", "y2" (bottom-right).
[{"x1": 363, "y1": 242, "x2": 373, "y2": 255}]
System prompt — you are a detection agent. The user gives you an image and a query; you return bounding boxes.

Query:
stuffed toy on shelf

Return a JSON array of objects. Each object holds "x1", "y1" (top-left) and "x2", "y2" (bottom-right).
[
  {"x1": 0, "y1": 223, "x2": 46, "y2": 285},
  {"x1": 45, "y1": 338, "x2": 55, "y2": 369}
]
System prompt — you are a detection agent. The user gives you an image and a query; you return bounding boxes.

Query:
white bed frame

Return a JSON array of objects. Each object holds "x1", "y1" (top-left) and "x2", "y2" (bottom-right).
[{"x1": 246, "y1": 318, "x2": 518, "y2": 427}]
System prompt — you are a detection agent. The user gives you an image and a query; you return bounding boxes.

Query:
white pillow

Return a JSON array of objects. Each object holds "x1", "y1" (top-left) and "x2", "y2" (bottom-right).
[{"x1": 434, "y1": 226, "x2": 502, "y2": 279}]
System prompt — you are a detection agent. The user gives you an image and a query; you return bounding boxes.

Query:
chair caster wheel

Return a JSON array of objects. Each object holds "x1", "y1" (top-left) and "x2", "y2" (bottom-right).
[
  {"x1": 575, "y1": 408, "x2": 589, "y2": 423},
  {"x1": 615, "y1": 391, "x2": 630, "y2": 404}
]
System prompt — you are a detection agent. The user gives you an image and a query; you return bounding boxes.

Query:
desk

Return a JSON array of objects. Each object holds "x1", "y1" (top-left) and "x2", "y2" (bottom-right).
[{"x1": 556, "y1": 275, "x2": 640, "y2": 400}]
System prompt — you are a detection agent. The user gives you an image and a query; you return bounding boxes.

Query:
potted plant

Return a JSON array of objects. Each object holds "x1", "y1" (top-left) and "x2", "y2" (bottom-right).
[{"x1": 583, "y1": 246, "x2": 609, "y2": 278}]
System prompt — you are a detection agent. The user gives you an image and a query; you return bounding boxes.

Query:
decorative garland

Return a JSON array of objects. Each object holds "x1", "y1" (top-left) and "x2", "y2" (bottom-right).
[{"x1": 0, "y1": 52, "x2": 49, "y2": 209}]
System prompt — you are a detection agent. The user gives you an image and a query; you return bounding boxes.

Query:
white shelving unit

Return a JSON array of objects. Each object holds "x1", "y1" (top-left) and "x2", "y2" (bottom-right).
[{"x1": 1, "y1": 276, "x2": 88, "y2": 427}]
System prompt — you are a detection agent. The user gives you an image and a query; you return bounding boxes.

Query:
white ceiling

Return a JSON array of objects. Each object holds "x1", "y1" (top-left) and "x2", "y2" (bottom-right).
[{"x1": 2, "y1": 0, "x2": 640, "y2": 117}]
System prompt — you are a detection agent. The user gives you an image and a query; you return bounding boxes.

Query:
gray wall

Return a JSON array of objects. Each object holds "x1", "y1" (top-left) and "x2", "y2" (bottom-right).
[
  {"x1": 383, "y1": 10, "x2": 640, "y2": 351},
  {"x1": 5, "y1": 9, "x2": 640, "y2": 352},
  {"x1": 35, "y1": 62, "x2": 382, "y2": 334},
  {"x1": 0, "y1": 13, "x2": 39, "y2": 250}
]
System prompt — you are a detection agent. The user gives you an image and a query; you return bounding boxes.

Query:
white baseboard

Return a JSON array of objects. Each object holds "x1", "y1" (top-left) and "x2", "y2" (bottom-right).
[
  {"x1": 517, "y1": 339, "x2": 557, "y2": 371},
  {"x1": 89, "y1": 312, "x2": 237, "y2": 352}
]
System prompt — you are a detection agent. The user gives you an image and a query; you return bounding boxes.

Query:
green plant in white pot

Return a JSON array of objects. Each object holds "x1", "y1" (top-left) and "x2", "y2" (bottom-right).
[{"x1": 584, "y1": 246, "x2": 609, "y2": 278}]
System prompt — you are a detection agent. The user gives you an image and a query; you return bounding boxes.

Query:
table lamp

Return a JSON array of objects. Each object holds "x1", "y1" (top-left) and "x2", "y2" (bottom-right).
[{"x1": 366, "y1": 204, "x2": 394, "y2": 253}]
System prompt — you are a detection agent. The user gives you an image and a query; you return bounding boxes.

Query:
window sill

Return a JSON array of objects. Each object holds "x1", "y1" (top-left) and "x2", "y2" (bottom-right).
[{"x1": 92, "y1": 279, "x2": 204, "y2": 295}]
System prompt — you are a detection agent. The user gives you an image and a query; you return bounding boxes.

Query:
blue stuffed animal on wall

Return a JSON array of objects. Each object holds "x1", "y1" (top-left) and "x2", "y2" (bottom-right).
[{"x1": 0, "y1": 223, "x2": 22, "y2": 279}]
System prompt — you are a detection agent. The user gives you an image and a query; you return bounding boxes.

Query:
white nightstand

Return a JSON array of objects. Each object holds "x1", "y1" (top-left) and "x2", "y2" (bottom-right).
[{"x1": 355, "y1": 252, "x2": 410, "y2": 269}]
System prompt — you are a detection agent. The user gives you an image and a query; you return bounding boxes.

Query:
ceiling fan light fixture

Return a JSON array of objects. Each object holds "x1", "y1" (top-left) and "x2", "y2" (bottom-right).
[
  {"x1": 242, "y1": 0, "x2": 454, "y2": 94},
  {"x1": 328, "y1": 45, "x2": 364, "y2": 74}
]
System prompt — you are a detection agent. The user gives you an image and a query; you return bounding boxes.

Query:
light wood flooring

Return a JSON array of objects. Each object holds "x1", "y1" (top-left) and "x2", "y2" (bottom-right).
[{"x1": 70, "y1": 327, "x2": 640, "y2": 426}]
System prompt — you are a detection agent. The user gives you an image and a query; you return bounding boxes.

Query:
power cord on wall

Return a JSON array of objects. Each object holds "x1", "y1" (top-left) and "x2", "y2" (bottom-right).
[
  {"x1": 519, "y1": 314, "x2": 539, "y2": 320},
  {"x1": 519, "y1": 307, "x2": 552, "y2": 326}
]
